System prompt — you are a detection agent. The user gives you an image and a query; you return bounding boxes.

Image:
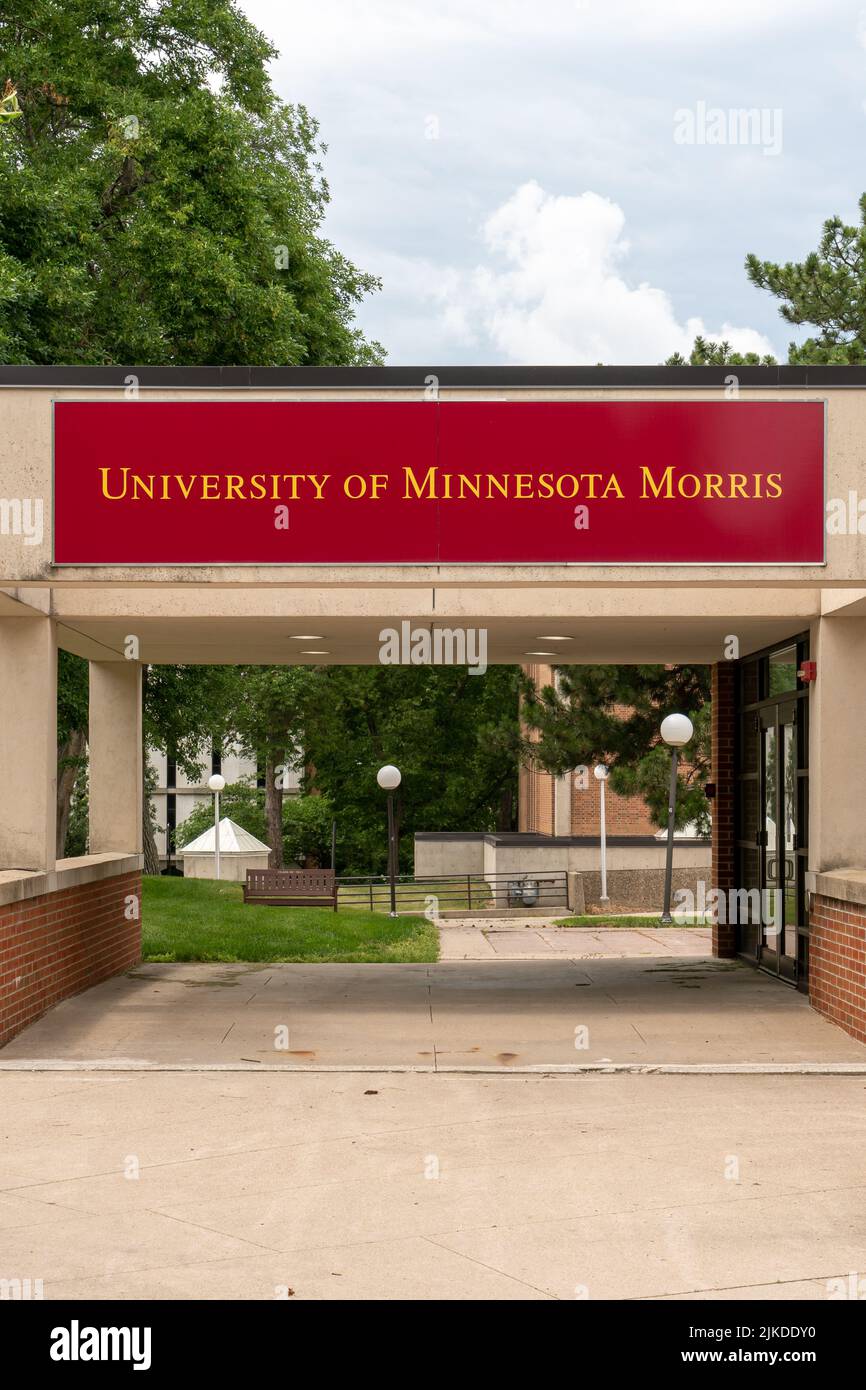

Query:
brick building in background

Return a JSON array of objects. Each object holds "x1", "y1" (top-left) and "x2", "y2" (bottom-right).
[
  {"x1": 518, "y1": 661, "x2": 663, "y2": 839},
  {"x1": 415, "y1": 661, "x2": 712, "y2": 914}
]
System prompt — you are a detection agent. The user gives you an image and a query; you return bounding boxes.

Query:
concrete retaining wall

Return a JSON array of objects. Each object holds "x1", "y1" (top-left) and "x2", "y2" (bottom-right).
[{"x1": 415, "y1": 832, "x2": 711, "y2": 911}]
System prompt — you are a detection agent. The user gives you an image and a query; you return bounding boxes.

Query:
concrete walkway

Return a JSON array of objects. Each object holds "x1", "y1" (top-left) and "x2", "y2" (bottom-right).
[
  {"x1": 2, "y1": 1069, "x2": 866, "y2": 1300},
  {"x1": 439, "y1": 921, "x2": 713, "y2": 960},
  {"x1": 3, "y1": 950, "x2": 865, "y2": 1069}
]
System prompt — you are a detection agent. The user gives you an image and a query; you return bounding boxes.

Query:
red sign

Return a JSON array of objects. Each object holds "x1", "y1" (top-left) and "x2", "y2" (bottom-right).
[{"x1": 52, "y1": 400, "x2": 825, "y2": 564}]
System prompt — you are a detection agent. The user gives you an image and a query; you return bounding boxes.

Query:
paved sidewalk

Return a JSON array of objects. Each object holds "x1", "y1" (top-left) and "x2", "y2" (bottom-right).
[
  {"x1": 438, "y1": 921, "x2": 712, "y2": 960},
  {"x1": 3, "y1": 952, "x2": 865, "y2": 1069},
  {"x1": 2, "y1": 1070, "x2": 865, "y2": 1300}
]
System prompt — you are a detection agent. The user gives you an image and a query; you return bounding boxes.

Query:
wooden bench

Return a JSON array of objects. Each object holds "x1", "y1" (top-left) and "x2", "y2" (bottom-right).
[{"x1": 243, "y1": 868, "x2": 338, "y2": 910}]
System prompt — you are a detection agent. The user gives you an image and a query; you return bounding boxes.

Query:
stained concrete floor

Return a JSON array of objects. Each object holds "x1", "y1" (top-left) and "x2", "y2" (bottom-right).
[
  {"x1": 2, "y1": 1070, "x2": 866, "y2": 1300},
  {"x1": 3, "y1": 947, "x2": 866, "y2": 1069},
  {"x1": 4, "y1": 938, "x2": 866, "y2": 1301}
]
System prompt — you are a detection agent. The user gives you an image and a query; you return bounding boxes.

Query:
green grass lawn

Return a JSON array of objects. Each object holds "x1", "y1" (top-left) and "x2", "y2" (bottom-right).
[
  {"x1": 142, "y1": 876, "x2": 439, "y2": 963},
  {"x1": 557, "y1": 913, "x2": 710, "y2": 928}
]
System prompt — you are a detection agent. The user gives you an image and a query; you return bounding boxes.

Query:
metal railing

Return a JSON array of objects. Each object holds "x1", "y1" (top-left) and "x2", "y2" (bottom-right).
[{"x1": 336, "y1": 870, "x2": 568, "y2": 912}]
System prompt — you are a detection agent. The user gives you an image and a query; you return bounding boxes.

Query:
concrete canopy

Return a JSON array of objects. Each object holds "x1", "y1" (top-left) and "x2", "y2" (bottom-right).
[{"x1": 1, "y1": 585, "x2": 848, "y2": 667}]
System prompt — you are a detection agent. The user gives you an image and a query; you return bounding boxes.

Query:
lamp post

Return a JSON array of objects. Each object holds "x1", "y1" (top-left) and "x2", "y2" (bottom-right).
[
  {"x1": 207, "y1": 773, "x2": 226, "y2": 881},
  {"x1": 376, "y1": 765, "x2": 401, "y2": 917},
  {"x1": 594, "y1": 764, "x2": 610, "y2": 905},
  {"x1": 659, "y1": 714, "x2": 694, "y2": 924}
]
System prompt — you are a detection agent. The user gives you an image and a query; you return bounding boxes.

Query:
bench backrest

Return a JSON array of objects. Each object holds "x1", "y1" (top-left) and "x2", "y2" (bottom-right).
[{"x1": 245, "y1": 868, "x2": 335, "y2": 895}]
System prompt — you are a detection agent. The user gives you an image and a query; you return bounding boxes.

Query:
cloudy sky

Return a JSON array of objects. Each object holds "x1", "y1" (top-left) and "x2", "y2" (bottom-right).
[{"x1": 241, "y1": 0, "x2": 866, "y2": 365}]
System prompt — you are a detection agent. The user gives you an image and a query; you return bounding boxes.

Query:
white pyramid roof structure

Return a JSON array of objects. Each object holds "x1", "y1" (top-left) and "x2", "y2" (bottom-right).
[{"x1": 180, "y1": 817, "x2": 270, "y2": 854}]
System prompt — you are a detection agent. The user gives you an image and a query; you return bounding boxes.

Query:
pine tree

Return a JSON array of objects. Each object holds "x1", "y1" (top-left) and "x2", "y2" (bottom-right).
[{"x1": 745, "y1": 193, "x2": 866, "y2": 364}]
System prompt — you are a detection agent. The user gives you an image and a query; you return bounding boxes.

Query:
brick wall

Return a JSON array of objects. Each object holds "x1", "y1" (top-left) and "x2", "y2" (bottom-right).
[
  {"x1": 809, "y1": 894, "x2": 866, "y2": 1045},
  {"x1": 519, "y1": 662, "x2": 658, "y2": 837},
  {"x1": 518, "y1": 761, "x2": 555, "y2": 834},
  {"x1": 519, "y1": 662, "x2": 556, "y2": 834},
  {"x1": 0, "y1": 870, "x2": 141, "y2": 1047},
  {"x1": 570, "y1": 778, "x2": 658, "y2": 837},
  {"x1": 711, "y1": 661, "x2": 737, "y2": 958}
]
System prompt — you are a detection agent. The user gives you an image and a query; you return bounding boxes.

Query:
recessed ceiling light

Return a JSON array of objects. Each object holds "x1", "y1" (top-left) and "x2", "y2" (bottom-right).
[
  {"x1": 536, "y1": 635, "x2": 573, "y2": 641},
  {"x1": 301, "y1": 650, "x2": 330, "y2": 655},
  {"x1": 526, "y1": 651, "x2": 557, "y2": 657},
  {"x1": 289, "y1": 634, "x2": 325, "y2": 640}
]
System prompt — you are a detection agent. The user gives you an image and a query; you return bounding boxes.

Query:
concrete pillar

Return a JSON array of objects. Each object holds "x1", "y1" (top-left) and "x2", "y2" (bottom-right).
[
  {"x1": 89, "y1": 661, "x2": 142, "y2": 855},
  {"x1": 711, "y1": 661, "x2": 737, "y2": 957},
  {"x1": 0, "y1": 616, "x2": 57, "y2": 871},
  {"x1": 809, "y1": 615, "x2": 866, "y2": 873},
  {"x1": 567, "y1": 870, "x2": 586, "y2": 914}
]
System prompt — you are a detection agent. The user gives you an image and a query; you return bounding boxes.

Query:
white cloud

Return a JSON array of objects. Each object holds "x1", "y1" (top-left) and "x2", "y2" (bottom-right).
[
  {"x1": 427, "y1": 182, "x2": 776, "y2": 363},
  {"x1": 244, "y1": 1, "x2": 845, "y2": 68},
  {"x1": 237, "y1": 0, "x2": 857, "y2": 364}
]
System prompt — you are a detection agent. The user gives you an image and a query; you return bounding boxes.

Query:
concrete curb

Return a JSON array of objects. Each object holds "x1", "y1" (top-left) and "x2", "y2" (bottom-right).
[{"x1": 2, "y1": 1060, "x2": 866, "y2": 1075}]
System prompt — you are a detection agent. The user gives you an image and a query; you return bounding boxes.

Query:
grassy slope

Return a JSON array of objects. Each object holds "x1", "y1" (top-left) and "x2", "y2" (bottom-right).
[{"x1": 142, "y1": 876, "x2": 439, "y2": 963}]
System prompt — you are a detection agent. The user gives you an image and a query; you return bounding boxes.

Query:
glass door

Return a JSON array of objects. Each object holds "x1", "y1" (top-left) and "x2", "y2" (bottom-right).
[
  {"x1": 758, "y1": 702, "x2": 797, "y2": 982},
  {"x1": 735, "y1": 637, "x2": 809, "y2": 989}
]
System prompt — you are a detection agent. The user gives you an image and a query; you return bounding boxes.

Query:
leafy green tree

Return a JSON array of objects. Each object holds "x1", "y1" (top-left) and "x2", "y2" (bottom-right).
[
  {"x1": 20, "y1": 1, "x2": 384, "y2": 861},
  {"x1": 56, "y1": 648, "x2": 88, "y2": 856},
  {"x1": 63, "y1": 765, "x2": 89, "y2": 857},
  {"x1": 176, "y1": 663, "x2": 523, "y2": 876},
  {"x1": 177, "y1": 780, "x2": 334, "y2": 867},
  {"x1": 0, "y1": 0, "x2": 382, "y2": 364},
  {"x1": 55, "y1": 655, "x2": 234, "y2": 867},
  {"x1": 280, "y1": 791, "x2": 336, "y2": 867},
  {"x1": 521, "y1": 665, "x2": 712, "y2": 834},
  {"x1": 745, "y1": 193, "x2": 866, "y2": 364},
  {"x1": 665, "y1": 335, "x2": 776, "y2": 366},
  {"x1": 221, "y1": 666, "x2": 316, "y2": 869},
  {"x1": 300, "y1": 665, "x2": 523, "y2": 875},
  {"x1": 142, "y1": 664, "x2": 235, "y2": 872}
]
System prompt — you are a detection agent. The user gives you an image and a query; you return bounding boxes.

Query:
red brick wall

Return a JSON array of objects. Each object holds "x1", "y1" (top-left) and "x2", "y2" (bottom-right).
[
  {"x1": 519, "y1": 663, "x2": 658, "y2": 837},
  {"x1": 711, "y1": 661, "x2": 737, "y2": 957},
  {"x1": 570, "y1": 778, "x2": 658, "y2": 837},
  {"x1": 519, "y1": 662, "x2": 556, "y2": 834},
  {"x1": 518, "y1": 760, "x2": 555, "y2": 833},
  {"x1": 0, "y1": 870, "x2": 141, "y2": 1047},
  {"x1": 809, "y1": 894, "x2": 866, "y2": 1045}
]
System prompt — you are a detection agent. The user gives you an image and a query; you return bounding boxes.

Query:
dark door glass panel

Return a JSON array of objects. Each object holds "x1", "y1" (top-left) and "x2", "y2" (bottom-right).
[
  {"x1": 768, "y1": 645, "x2": 798, "y2": 695},
  {"x1": 739, "y1": 714, "x2": 759, "y2": 774},
  {"x1": 734, "y1": 639, "x2": 809, "y2": 986},
  {"x1": 762, "y1": 725, "x2": 780, "y2": 961},
  {"x1": 740, "y1": 847, "x2": 761, "y2": 892},
  {"x1": 739, "y1": 660, "x2": 761, "y2": 706},
  {"x1": 738, "y1": 779, "x2": 759, "y2": 843},
  {"x1": 782, "y1": 720, "x2": 798, "y2": 961}
]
